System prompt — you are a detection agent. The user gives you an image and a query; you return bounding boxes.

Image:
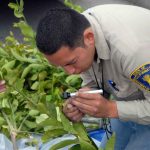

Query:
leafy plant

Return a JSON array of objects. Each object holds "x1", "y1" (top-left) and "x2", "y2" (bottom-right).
[
  {"x1": 0, "y1": 0, "x2": 98, "y2": 150},
  {"x1": 99, "y1": 134, "x2": 115, "y2": 150},
  {"x1": 64, "y1": 0, "x2": 84, "y2": 13}
]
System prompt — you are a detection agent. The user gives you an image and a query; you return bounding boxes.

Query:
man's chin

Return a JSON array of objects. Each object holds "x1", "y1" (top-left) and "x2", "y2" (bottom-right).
[
  {"x1": 83, "y1": 65, "x2": 91, "y2": 72},
  {"x1": 74, "y1": 71, "x2": 81, "y2": 74},
  {"x1": 78, "y1": 68, "x2": 90, "y2": 74}
]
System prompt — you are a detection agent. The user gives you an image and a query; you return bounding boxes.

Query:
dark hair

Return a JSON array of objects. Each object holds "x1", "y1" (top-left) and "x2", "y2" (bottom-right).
[{"x1": 36, "y1": 2, "x2": 90, "y2": 55}]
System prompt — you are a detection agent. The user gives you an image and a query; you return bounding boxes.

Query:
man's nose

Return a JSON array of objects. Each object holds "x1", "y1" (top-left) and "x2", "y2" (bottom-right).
[{"x1": 64, "y1": 66, "x2": 75, "y2": 74}]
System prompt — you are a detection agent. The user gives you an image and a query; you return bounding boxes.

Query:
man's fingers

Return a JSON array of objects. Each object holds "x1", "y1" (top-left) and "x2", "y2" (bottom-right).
[
  {"x1": 71, "y1": 100, "x2": 99, "y2": 117},
  {"x1": 71, "y1": 100, "x2": 93, "y2": 113},
  {"x1": 72, "y1": 112, "x2": 85, "y2": 122},
  {"x1": 67, "y1": 110, "x2": 84, "y2": 122},
  {"x1": 63, "y1": 100, "x2": 84, "y2": 122},
  {"x1": 78, "y1": 87, "x2": 90, "y2": 92},
  {"x1": 67, "y1": 103, "x2": 73, "y2": 109},
  {"x1": 63, "y1": 103, "x2": 78, "y2": 113},
  {"x1": 77, "y1": 92, "x2": 101, "y2": 100},
  {"x1": 67, "y1": 109, "x2": 80, "y2": 118}
]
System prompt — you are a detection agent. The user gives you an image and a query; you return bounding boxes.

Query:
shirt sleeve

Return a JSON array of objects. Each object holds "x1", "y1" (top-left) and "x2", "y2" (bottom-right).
[
  {"x1": 116, "y1": 44, "x2": 150, "y2": 125},
  {"x1": 117, "y1": 92, "x2": 150, "y2": 125}
]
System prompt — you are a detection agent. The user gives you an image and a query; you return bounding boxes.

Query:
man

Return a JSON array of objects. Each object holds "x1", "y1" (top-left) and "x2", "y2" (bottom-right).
[{"x1": 36, "y1": 1, "x2": 150, "y2": 150}]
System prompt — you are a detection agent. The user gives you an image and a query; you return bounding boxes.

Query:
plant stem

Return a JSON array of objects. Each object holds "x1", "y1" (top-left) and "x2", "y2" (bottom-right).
[
  {"x1": 0, "y1": 109, "x2": 18, "y2": 150},
  {"x1": 18, "y1": 130, "x2": 42, "y2": 136},
  {"x1": 12, "y1": 85, "x2": 36, "y2": 106},
  {"x1": 8, "y1": 99, "x2": 17, "y2": 129},
  {"x1": 10, "y1": 132, "x2": 18, "y2": 150},
  {"x1": 0, "y1": 109, "x2": 13, "y2": 130},
  {"x1": 18, "y1": 114, "x2": 29, "y2": 131}
]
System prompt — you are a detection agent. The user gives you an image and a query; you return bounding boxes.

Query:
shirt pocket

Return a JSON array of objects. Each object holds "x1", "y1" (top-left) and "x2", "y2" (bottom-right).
[{"x1": 107, "y1": 80, "x2": 145, "y2": 101}]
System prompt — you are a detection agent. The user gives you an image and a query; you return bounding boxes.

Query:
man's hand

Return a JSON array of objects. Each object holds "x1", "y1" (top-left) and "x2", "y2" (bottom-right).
[
  {"x1": 63, "y1": 98, "x2": 85, "y2": 122},
  {"x1": 70, "y1": 92, "x2": 118, "y2": 118},
  {"x1": 0, "y1": 80, "x2": 6, "y2": 93}
]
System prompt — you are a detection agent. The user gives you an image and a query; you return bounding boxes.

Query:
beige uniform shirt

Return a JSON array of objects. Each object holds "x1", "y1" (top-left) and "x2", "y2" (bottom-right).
[{"x1": 82, "y1": 4, "x2": 150, "y2": 125}]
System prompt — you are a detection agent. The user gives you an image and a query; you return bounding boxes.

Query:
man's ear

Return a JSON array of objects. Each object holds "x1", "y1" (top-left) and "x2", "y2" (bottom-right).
[{"x1": 83, "y1": 27, "x2": 95, "y2": 47}]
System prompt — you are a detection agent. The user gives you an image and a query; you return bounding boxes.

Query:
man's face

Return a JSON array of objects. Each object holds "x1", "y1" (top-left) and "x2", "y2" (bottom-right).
[
  {"x1": 45, "y1": 27, "x2": 95, "y2": 74},
  {"x1": 45, "y1": 45, "x2": 95, "y2": 75}
]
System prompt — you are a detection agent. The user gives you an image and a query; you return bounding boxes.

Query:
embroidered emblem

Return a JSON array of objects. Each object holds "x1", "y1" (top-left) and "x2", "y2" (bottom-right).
[{"x1": 130, "y1": 63, "x2": 150, "y2": 91}]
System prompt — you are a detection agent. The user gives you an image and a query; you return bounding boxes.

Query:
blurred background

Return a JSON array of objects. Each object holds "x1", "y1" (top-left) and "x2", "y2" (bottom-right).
[{"x1": 0, "y1": 0, "x2": 150, "y2": 41}]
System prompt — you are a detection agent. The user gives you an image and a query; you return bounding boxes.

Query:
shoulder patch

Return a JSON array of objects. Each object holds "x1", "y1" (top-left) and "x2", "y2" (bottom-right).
[{"x1": 130, "y1": 63, "x2": 150, "y2": 91}]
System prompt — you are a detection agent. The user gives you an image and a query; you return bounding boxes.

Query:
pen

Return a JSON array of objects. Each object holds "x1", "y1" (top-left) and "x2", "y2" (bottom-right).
[
  {"x1": 62, "y1": 89, "x2": 103, "y2": 99},
  {"x1": 108, "y1": 80, "x2": 119, "y2": 91}
]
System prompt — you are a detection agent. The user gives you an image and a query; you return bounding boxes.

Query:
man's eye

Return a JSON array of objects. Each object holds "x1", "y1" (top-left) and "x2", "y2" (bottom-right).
[
  {"x1": 64, "y1": 58, "x2": 78, "y2": 67},
  {"x1": 67, "y1": 59, "x2": 77, "y2": 66},
  {"x1": 71, "y1": 59, "x2": 77, "y2": 64}
]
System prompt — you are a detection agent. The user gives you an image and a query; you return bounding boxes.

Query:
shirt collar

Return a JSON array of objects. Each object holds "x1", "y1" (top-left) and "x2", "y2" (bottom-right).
[{"x1": 83, "y1": 11, "x2": 110, "y2": 63}]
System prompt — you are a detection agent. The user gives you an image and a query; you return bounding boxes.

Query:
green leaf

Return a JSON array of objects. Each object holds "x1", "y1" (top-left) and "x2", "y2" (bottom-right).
[
  {"x1": 39, "y1": 71, "x2": 47, "y2": 80},
  {"x1": 11, "y1": 91, "x2": 19, "y2": 95},
  {"x1": 14, "y1": 78, "x2": 25, "y2": 91},
  {"x1": 14, "y1": 21, "x2": 35, "y2": 38},
  {"x1": 73, "y1": 122, "x2": 89, "y2": 141},
  {"x1": 29, "y1": 110, "x2": 39, "y2": 116},
  {"x1": 24, "y1": 120, "x2": 37, "y2": 129},
  {"x1": 8, "y1": 2, "x2": 24, "y2": 18},
  {"x1": 37, "y1": 118, "x2": 62, "y2": 128},
  {"x1": 78, "y1": 137, "x2": 97, "y2": 150},
  {"x1": 64, "y1": 0, "x2": 84, "y2": 13},
  {"x1": 8, "y1": 3, "x2": 18, "y2": 10},
  {"x1": 0, "y1": 117, "x2": 5, "y2": 126},
  {"x1": 10, "y1": 49, "x2": 32, "y2": 63},
  {"x1": 105, "y1": 133, "x2": 115, "y2": 150},
  {"x1": 59, "y1": 110, "x2": 77, "y2": 134},
  {"x1": 2, "y1": 98, "x2": 10, "y2": 108},
  {"x1": 46, "y1": 95, "x2": 52, "y2": 102},
  {"x1": 50, "y1": 139, "x2": 78, "y2": 150},
  {"x1": 47, "y1": 103, "x2": 57, "y2": 119},
  {"x1": 14, "y1": 9, "x2": 24, "y2": 18},
  {"x1": 69, "y1": 144, "x2": 81, "y2": 150},
  {"x1": 31, "y1": 81, "x2": 39, "y2": 90},
  {"x1": 44, "y1": 126, "x2": 63, "y2": 131},
  {"x1": 37, "y1": 81, "x2": 46, "y2": 93},
  {"x1": 35, "y1": 114, "x2": 49, "y2": 124},
  {"x1": 0, "y1": 47, "x2": 8, "y2": 56},
  {"x1": 12, "y1": 99, "x2": 19, "y2": 112},
  {"x1": 2, "y1": 60, "x2": 16, "y2": 71},
  {"x1": 65, "y1": 75, "x2": 82, "y2": 88},
  {"x1": 20, "y1": 0, "x2": 24, "y2": 10},
  {"x1": 21, "y1": 64, "x2": 45, "y2": 78},
  {"x1": 2, "y1": 108, "x2": 11, "y2": 115},
  {"x1": 37, "y1": 103, "x2": 50, "y2": 116},
  {"x1": 4, "y1": 69, "x2": 19, "y2": 85},
  {"x1": 42, "y1": 129, "x2": 67, "y2": 143},
  {"x1": 30, "y1": 73, "x2": 38, "y2": 81}
]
